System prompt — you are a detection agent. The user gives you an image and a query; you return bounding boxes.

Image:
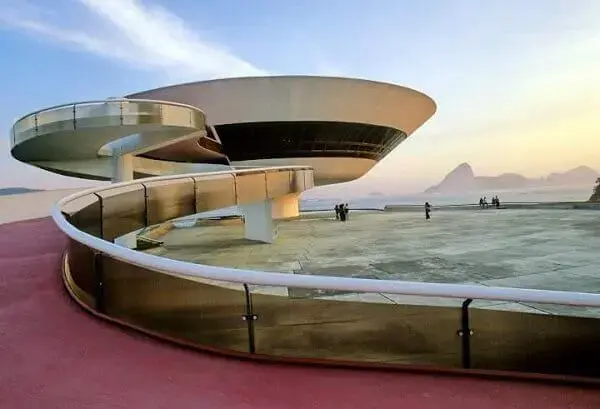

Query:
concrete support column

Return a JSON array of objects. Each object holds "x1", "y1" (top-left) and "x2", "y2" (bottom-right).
[
  {"x1": 271, "y1": 193, "x2": 300, "y2": 219},
  {"x1": 240, "y1": 200, "x2": 274, "y2": 243},
  {"x1": 111, "y1": 153, "x2": 133, "y2": 183}
]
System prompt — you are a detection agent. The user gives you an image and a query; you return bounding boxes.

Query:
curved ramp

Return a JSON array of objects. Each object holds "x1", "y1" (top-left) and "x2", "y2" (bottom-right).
[
  {"x1": 1, "y1": 218, "x2": 599, "y2": 408},
  {"x1": 51, "y1": 169, "x2": 600, "y2": 379},
  {"x1": 10, "y1": 99, "x2": 223, "y2": 181}
]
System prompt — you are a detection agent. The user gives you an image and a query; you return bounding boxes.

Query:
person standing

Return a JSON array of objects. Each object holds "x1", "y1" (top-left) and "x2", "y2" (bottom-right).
[
  {"x1": 344, "y1": 203, "x2": 350, "y2": 221},
  {"x1": 334, "y1": 204, "x2": 340, "y2": 220},
  {"x1": 425, "y1": 202, "x2": 432, "y2": 220}
]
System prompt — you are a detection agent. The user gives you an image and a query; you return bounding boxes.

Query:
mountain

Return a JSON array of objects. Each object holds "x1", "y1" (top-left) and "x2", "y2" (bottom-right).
[
  {"x1": 0, "y1": 187, "x2": 43, "y2": 196},
  {"x1": 425, "y1": 163, "x2": 476, "y2": 193},
  {"x1": 425, "y1": 164, "x2": 599, "y2": 194},
  {"x1": 547, "y1": 166, "x2": 598, "y2": 186}
]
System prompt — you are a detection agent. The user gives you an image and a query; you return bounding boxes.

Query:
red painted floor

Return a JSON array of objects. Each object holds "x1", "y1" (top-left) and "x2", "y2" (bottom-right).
[{"x1": 0, "y1": 217, "x2": 599, "y2": 409}]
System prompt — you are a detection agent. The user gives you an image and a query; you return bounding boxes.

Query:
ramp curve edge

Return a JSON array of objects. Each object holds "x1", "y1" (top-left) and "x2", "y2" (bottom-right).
[
  {"x1": 11, "y1": 99, "x2": 217, "y2": 181},
  {"x1": 50, "y1": 170, "x2": 600, "y2": 383},
  {"x1": 8, "y1": 91, "x2": 600, "y2": 384}
]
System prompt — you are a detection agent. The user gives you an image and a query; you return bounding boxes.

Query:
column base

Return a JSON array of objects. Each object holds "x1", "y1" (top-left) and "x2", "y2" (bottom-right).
[{"x1": 240, "y1": 200, "x2": 274, "y2": 243}]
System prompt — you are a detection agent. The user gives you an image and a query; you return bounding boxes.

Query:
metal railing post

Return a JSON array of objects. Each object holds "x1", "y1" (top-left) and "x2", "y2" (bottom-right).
[
  {"x1": 457, "y1": 298, "x2": 474, "y2": 369},
  {"x1": 93, "y1": 193, "x2": 104, "y2": 240},
  {"x1": 233, "y1": 175, "x2": 239, "y2": 206},
  {"x1": 142, "y1": 183, "x2": 149, "y2": 227},
  {"x1": 93, "y1": 251, "x2": 105, "y2": 313},
  {"x1": 190, "y1": 177, "x2": 197, "y2": 213},
  {"x1": 264, "y1": 171, "x2": 269, "y2": 198},
  {"x1": 242, "y1": 284, "x2": 257, "y2": 353},
  {"x1": 72, "y1": 104, "x2": 77, "y2": 130}
]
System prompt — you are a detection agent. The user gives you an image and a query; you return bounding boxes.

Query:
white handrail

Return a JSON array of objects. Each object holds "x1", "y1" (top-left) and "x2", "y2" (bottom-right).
[
  {"x1": 52, "y1": 169, "x2": 600, "y2": 308},
  {"x1": 13, "y1": 98, "x2": 205, "y2": 126}
]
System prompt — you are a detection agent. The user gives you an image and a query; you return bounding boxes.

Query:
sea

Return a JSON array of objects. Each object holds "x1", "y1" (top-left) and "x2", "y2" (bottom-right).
[
  {"x1": 181, "y1": 185, "x2": 593, "y2": 220},
  {"x1": 300, "y1": 185, "x2": 594, "y2": 211}
]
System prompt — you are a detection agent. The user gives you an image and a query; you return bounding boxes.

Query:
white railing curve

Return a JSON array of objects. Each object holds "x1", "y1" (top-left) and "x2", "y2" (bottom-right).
[
  {"x1": 13, "y1": 98, "x2": 206, "y2": 126},
  {"x1": 52, "y1": 168, "x2": 600, "y2": 309}
]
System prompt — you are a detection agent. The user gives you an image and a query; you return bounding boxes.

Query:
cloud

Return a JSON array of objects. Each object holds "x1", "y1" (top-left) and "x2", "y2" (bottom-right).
[{"x1": 0, "y1": 0, "x2": 267, "y2": 81}]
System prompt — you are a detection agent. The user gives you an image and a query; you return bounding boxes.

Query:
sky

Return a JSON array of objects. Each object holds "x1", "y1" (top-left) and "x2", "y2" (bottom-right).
[{"x1": 0, "y1": 0, "x2": 598, "y2": 194}]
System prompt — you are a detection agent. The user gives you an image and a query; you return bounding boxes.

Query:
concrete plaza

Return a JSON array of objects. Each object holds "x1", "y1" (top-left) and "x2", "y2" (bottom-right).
[{"x1": 146, "y1": 209, "x2": 600, "y2": 317}]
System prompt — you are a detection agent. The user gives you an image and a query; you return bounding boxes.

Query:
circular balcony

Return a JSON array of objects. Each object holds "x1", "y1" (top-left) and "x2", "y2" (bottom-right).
[{"x1": 11, "y1": 99, "x2": 209, "y2": 180}]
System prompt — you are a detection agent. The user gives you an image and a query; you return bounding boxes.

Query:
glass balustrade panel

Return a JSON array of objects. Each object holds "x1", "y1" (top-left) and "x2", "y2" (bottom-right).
[
  {"x1": 250, "y1": 284, "x2": 463, "y2": 367},
  {"x1": 470, "y1": 300, "x2": 600, "y2": 377},
  {"x1": 99, "y1": 256, "x2": 251, "y2": 352}
]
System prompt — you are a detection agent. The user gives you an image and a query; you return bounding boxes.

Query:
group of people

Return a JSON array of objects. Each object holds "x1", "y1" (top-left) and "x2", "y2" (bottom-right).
[
  {"x1": 478, "y1": 195, "x2": 501, "y2": 209},
  {"x1": 334, "y1": 203, "x2": 350, "y2": 221}
]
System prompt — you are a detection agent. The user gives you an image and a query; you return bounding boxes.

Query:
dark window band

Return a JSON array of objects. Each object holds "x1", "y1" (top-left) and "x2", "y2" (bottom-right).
[{"x1": 215, "y1": 121, "x2": 407, "y2": 162}]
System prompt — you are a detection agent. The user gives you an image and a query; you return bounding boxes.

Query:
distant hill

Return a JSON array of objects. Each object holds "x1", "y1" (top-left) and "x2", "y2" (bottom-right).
[
  {"x1": 547, "y1": 166, "x2": 599, "y2": 186},
  {"x1": 0, "y1": 187, "x2": 43, "y2": 196},
  {"x1": 589, "y1": 178, "x2": 600, "y2": 202},
  {"x1": 425, "y1": 164, "x2": 599, "y2": 194}
]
